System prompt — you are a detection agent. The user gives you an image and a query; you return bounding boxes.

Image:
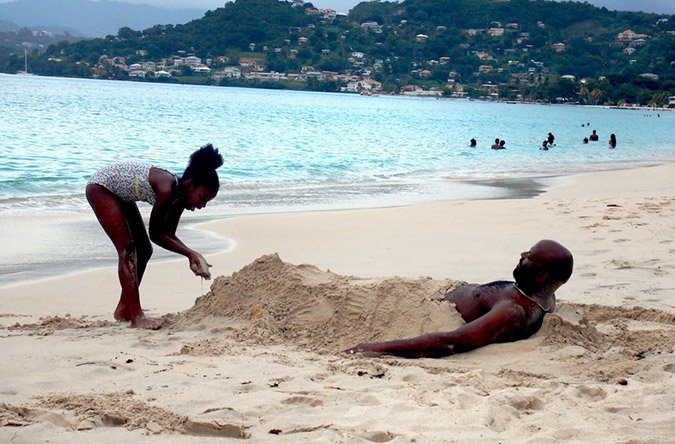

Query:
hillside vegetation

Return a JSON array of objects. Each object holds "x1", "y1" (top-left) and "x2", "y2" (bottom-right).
[{"x1": 2, "y1": 0, "x2": 673, "y2": 105}]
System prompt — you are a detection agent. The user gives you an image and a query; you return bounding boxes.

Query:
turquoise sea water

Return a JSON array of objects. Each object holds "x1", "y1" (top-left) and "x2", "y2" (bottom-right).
[
  {"x1": 1, "y1": 74, "x2": 674, "y2": 285},
  {"x1": 2, "y1": 74, "x2": 674, "y2": 215}
]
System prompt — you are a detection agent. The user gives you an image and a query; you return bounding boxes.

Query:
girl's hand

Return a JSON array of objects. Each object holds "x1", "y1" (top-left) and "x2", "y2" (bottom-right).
[{"x1": 190, "y1": 253, "x2": 212, "y2": 279}]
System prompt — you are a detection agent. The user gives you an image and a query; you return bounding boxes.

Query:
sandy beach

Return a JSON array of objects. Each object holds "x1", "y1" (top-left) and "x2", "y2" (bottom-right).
[{"x1": 1, "y1": 163, "x2": 674, "y2": 443}]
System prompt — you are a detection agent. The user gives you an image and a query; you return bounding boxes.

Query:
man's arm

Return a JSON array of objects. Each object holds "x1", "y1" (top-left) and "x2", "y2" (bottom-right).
[{"x1": 344, "y1": 301, "x2": 528, "y2": 358}]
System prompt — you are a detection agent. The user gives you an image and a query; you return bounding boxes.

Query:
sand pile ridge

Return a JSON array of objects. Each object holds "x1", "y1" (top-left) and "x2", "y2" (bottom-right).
[{"x1": 175, "y1": 254, "x2": 466, "y2": 351}]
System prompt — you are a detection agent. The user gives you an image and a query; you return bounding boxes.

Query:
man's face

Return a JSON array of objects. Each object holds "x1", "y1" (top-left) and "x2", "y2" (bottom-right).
[{"x1": 513, "y1": 243, "x2": 546, "y2": 288}]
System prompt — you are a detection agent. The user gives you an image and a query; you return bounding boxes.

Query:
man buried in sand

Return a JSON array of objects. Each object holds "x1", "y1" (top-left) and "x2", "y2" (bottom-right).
[{"x1": 345, "y1": 240, "x2": 573, "y2": 358}]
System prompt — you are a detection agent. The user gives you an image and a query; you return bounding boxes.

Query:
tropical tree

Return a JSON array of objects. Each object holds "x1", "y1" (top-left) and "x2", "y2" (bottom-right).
[
  {"x1": 589, "y1": 88, "x2": 603, "y2": 105},
  {"x1": 649, "y1": 91, "x2": 670, "y2": 107}
]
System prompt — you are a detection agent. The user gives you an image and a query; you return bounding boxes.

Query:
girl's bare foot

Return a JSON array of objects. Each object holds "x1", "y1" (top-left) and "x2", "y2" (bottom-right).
[
  {"x1": 130, "y1": 313, "x2": 162, "y2": 330},
  {"x1": 114, "y1": 305, "x2": 132, "y2": 321}
]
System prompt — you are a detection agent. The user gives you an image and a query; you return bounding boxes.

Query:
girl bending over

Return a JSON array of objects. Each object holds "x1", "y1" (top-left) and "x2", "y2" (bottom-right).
[{"x1": 86, "y1": 144, "x2": 223, "y2": 329}]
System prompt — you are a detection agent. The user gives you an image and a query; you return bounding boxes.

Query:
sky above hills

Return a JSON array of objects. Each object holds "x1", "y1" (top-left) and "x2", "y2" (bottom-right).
[
  {"x1": 92, "y1": 0, "x2": 675, "y2": 14},
  {"x1": 0, "y1": 0, "x2": 673, "y2": 14}
]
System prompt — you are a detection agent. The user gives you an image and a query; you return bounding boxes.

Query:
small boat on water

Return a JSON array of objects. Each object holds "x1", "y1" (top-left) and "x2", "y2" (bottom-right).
[{"x1": 17, "y1": 49, "x2": 35, "y2": 76}]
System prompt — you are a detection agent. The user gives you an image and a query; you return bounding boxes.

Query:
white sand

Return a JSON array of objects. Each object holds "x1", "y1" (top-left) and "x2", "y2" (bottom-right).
[{"x1": 1, "y1": 163, "x2": 674, "y2": 443}]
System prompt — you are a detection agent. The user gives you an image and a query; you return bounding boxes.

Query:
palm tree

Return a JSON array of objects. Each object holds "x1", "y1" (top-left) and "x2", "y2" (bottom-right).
[
  {"x1": 589, "y1": 88, "x2": 603, "y2": 105},
  {"x1": 650, "y1": 91, "x2": 669, "y2": 108}
]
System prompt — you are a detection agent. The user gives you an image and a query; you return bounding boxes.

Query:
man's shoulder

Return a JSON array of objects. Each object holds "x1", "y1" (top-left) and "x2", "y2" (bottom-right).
[
  {"x1": 478, "y1": 280, "x2": 513, "y2": 290},
  {"x1": 476, "y1": 281, "x2": 518, "y2": 307}
]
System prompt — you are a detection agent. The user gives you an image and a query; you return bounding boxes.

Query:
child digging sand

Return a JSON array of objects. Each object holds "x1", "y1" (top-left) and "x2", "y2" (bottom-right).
[{"x1": 86, "y1": 144, "x2": 223, "y2": 329}]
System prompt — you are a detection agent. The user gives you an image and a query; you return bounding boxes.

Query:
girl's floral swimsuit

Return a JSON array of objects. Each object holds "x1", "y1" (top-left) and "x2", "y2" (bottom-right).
[{"x1": 88, "y1": 162, "x2": 175, "y2": 204}]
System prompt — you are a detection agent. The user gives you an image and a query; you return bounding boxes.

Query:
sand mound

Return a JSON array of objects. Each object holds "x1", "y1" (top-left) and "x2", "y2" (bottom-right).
[
  {"x1": 175, "y1": 254, "x2": 466, "y2": 351},
  {"x1": 35, "y1": 393, "x2": 248, "y2": 438},
  {"x1": 7, "y1": 315, "x2": 114, "y2": 335},
  {"x1": 536, "y1": 302, "x2": 675, "y2": 362},
  {"x1": 170, "y1": 255, "x2": 675, "y2": 364}
]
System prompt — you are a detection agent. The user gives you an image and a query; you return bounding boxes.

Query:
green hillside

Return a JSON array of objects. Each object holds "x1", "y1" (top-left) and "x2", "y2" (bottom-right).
[{"x1": 2, "y1": 0, "x2": 673, "y2": 105}]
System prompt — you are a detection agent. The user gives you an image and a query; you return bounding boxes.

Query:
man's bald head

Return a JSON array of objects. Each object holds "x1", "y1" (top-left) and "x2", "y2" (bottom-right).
[{"x1": 514, "y1": 240, "x2": 573, "y2": 291}]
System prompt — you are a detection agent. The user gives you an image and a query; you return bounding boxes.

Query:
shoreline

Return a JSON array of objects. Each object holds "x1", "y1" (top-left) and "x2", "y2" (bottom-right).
[
  {"x1": 1, "y1": 162, "x2": 673, "y2": 311},
  {"x1": 0, "y1": 171, "x2": 580, "y2": 288},
  {"x1": 0, "y1": 162, "x2": 669, "y2": 289},
  {"x1": 6, "y1": 73, "x2": 674, "y2": 113},
  {"x1": 408, "y1": 93, "x2": 675, "y2": 112}
]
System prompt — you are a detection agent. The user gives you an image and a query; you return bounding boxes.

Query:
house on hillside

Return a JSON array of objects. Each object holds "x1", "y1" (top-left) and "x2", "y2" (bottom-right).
[
  {"x1": 361, "y1": 21, "x2": 383, "y2": 33},
  {"x1": 214, "y1": 66, "x2": 241, "y2": 79},
  {"x1": 617, "y1": 29, "x2": 648, "y2": 43},
  {"x1": 639, "y1": 73, "x2": 658, "y2": 81},
  {"x1": 245, "y1": 71, "x2": 288, "y2": 81},
  {"x1": 303, "y1": 71, "x2": 325, "y2": 81},
  {"x1": 476, "y1": 52, "x2": 495, "y2": 61},
  {"x1": 128, "y1": 69, "x2": 146, "y2": 78},
  {"x1": 481, "y1": 83, "x2": 498, "y2": 97},
  {"x1": 342, "y1": 78, "x2": 382, "y2": 93},
  {"x1": 239, "y1": 58, "x2": 264, "y2": 71},
  {"x1": 185, "y1": 55, "x2": 201, "y2": 67}
]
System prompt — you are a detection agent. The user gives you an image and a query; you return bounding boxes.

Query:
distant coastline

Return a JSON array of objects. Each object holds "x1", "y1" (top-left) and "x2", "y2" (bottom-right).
[
  {"x1": 4, "y1": 0, "x2": 673, "y2": 111},
  {"x1": 7, "y1": 71, "x2": 674, "y2": 112}
]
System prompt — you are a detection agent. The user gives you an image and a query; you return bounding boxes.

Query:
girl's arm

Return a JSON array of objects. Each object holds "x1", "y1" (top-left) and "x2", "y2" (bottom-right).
[{"x1": 148, "y1": 169, "x2": 210, "y2": 278}]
